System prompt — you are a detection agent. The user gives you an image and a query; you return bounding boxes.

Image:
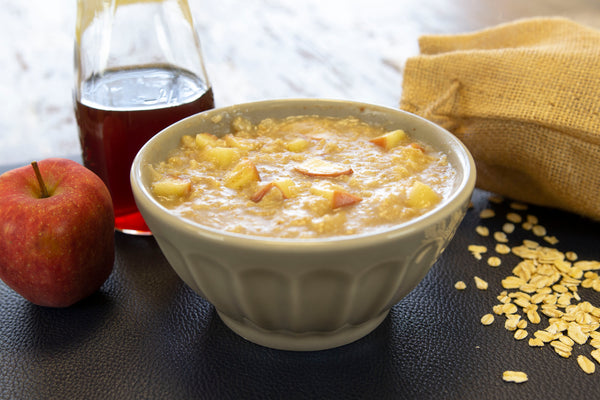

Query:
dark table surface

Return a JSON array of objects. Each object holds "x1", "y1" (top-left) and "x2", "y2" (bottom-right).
[{"x1": 1, "y1": 158, "x2": 599, "y2": 399}]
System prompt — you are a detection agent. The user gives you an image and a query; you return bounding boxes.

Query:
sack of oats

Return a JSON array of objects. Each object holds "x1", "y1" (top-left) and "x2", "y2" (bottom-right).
[{"x1": 400, "y1": 17, "x2": 600, "y2": 220}]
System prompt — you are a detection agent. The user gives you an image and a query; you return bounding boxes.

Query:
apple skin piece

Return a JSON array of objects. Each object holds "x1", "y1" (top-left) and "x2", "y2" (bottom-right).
[
  {"x1": 250, "y1": 179, "x2": 295, "y2": 203},
  {"x1": 0, "y1": 158, "x2": 115, "y2": 308},
  {"x1": 311, "y1": 186, "x2": 362, "y2": 209},
  {"x1": 223, "y1": 159, "x2": 261, "y2": 189},
  {"x1": 331, "y1": 189, "x2": 363, "y2": 209},
  {"x1": 294, "y1": 158, "x2": 353, "y2": 177},
  {"x1": 250, "y1": 182, "x2": 278, "y2": 202},
  {"x1": 369, "y1": 129, "x2": 406, "y2": 150}
]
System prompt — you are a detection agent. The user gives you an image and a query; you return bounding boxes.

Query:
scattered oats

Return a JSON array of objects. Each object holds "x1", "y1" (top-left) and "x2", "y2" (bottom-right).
[
  {"x1": 577, "y1": 355, "x2": 596, "y2": 374},
  {"x1": 574, "y1": 260, "x2": 600, "y2": 271},
  {"x1": 546, "y1": 323, "x2": 560, "y2": 335},
  {"x1": 498, "y1": 294, "x2": 511, "y2": 303},
  {"x1": 558, "y1": 335, "x2": 575, "y2": 347},
  {"x1": 502, "y1": 223, "x2": 515, "y2": 234},
  {"x1": 475, "y1": 225, "x2": 490, "y2": 237},
  {"x1": 469, "y1": 199, "x2": 600, "y2": 377},
  {"x1": 505, "y1": 318, "x2": 519, "y2": 331},
  {"x1": 534, "y1": 330, "x2": 557, "y2": 343},
  {"x1": 567, "y1": 323, "x2": 589, "y2": 345},
  {"x1": 530, "y1": 293, "x2": 547, "y2": 304},
  {"x1": 502, "y1": 370, "x2": 528, "y2": 383},
  {"x1": 541, "y1": 307, "x2": 563, "y2": 318},
  {"x1": 494, "y1": 231, "x2": 509, "y2": 243},
  {"x1": 495, "y1": 244, "x2": 511, "y2": 255},
  {"x1": 528, "y1": 337, "x2": 544, "y2": 347},
  {"x1": 588, "y1": 331, "x2": 600, "y2": 341},
  {"x1": 522, "y1": 240, "x2": 539, "y2": 249},
  {"x1": 506, "y1": 212, "x2": 522, "y2": 223},
  {"x1": 582, "y1": 279, "x2": 595, "y2": 289},
  {"x1": 502, "y1": 276, "x2": 526, "y2": 290},
  {"x1": 510, "y1": 202, "x2": 528, "y2": 210},
  {"x1": 514, "y1": 329, "x2": 528, "y2": 340},
  {"x1": 481, "y1": 314, "x2": 495, "y2": 325},
  {"x1": 555, "y1": 349, "x2": 572, "y2": 359},
  {"x1": 557, "y1": 292, "x2": 573, "y2": 307},
  {"x1": 513, "y1": 297, "x2": 531, "y2": 308},
  {"x1": 591, "y1": 349, "x2": 600, "y2": 364},
  {"x1": 489, "y1": 195, "x2": 504, "y2": 204},
  {"x1": 542, "y1": 295, "x2": 558, "y2": 306},
  {"x1": 550, "y1": 340, "x2": 573, "y2": 355},
  {"x1": 468, "y1": 244, "x2": 487, "y2": 260},
  {"x1": 501, "y1": 303, "x2": 518, "y2": 315},
  {"x1": 532, "y1": 225, "x2": 547, "y2": 237},
  {"x1": 552, "y1": 284, "x2": 568, "y2": 293},
  {"x1": 454, "y1": 281, "x2": 467, "y2": 290},
  {"x1": 493, "y1": 304, "x2": 505, "y2": 315},
  {"x1": 474, "y1": 276, "x2": 489, "y2": 290},
  {"x1": 566, "y1": 251, "x2": 578, "y2": 261},
  {"x1": 487, "y1": 256, "x2": 502, "y2": 267},
  {"x1": 479, "y1": 208, "x2": 495, "y2": 219}
]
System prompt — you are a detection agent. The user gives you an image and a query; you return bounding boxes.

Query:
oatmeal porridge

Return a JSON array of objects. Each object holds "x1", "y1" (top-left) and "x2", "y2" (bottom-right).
[{"x1": 148, "y1": 115, "x2": 456, "y2": 238}]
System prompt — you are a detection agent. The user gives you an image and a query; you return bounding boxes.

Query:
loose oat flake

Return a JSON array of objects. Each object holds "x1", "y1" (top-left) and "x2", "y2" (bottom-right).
[
  {"x1": 474, "y1": 276, "x2": 489, "y2": 290},
  {"x1": 502, "y1": 370, "x2": 528, "y2": 383},
  {"x1": 479, "y1": 209, "x2": 495, "y2": 218},
  {"x1": 487, "y1": 256, "x2": 502, "y2": 267},
  {"x1": 454, "y1": 281, "x2": 467, "y2": 290},
  {"x1": 476, "y1": 225, "x2": 490, "y2": 237},
  {"x1": 481, "y1": 314, "x2": 494, "y2": 325},
  {"x1": 577, "y1": 355, "x2": 596, "y2": 374}
]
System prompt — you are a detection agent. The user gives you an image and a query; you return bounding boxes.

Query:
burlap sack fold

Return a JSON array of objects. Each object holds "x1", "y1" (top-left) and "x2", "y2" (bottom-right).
[{"x1": 400, "y1": 17, "x2": 600, "y2": 220}]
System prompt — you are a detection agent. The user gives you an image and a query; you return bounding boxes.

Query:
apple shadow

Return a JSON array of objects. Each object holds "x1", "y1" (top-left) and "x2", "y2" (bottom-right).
[{"x1": 22, "y1": 287, "x2": 118, "y2": 352}]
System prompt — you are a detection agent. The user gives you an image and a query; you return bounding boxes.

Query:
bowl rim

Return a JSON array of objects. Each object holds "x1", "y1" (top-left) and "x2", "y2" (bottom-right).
[{"x1": 131, "y1": 98, "x2": 476, "y2": 251}]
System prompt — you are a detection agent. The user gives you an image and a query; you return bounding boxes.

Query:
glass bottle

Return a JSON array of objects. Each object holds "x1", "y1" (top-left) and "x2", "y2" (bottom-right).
[{"x1": 74, "y1": 0, "x2": 214, "y2": 235}]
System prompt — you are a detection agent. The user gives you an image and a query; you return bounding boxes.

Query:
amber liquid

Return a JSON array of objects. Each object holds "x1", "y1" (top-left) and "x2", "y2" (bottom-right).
[{"x1": 75, "y1": 65, "x2": 214, "y2": 234}]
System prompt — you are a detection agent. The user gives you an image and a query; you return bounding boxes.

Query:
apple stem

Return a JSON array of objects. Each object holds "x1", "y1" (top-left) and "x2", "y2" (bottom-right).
[{"x1": 31, "y1": 161, "x2": 50, "y2": 198}]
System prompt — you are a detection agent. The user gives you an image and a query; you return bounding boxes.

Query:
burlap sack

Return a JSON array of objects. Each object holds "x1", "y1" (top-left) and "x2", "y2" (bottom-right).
[{"x1": 400, "y1": 17, "x2": 600, "y2": 220}]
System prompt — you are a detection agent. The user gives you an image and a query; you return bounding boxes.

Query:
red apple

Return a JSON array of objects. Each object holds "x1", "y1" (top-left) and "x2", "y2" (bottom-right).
[{"x1": 0, "y1": 158, "x2": 115, "y2": 307}]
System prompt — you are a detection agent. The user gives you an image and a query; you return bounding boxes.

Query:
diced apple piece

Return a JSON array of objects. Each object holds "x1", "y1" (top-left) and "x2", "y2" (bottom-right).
[
  {"x1": 224, "y1": 134, "x2": 253, "y2": 150},
  {"x1": 223, "y1": 159, "x2": 261, "y2": 189},
  {"x1": 409, "y1": 142, "x2": 425, "y2": 152},
  {"x1": 407, "y1": 181, "x2": 441, "y2": 209},
  {"x1": 250, "y1": 183, "x2": 277, "y2": 202},
  {"x1": 205, "y1": 146, "x2": 241, "y2": 168},
  {"x1": 180, "y1": 135, "x2": 196, "y2": 148},
  {"x1": 369, "y1": 129, "x2": 407, "y2": 150},
  {"x1": 331, "y1": 189, "x2": 362, "y2": 209},
  {"x1": 294, "y1": 158, "x2": 353, "y2": 177},
  {"x1": 273, "y1": 179, "x2": 295, "y2": 198},
  {"x1": 250, "y1": 179, "x2": 296, "y2": 202},
  {"x1": 310, "y1": 186, "x2": 334, "y2": 201},
  {"x1": 310, "y1": 186, "x2": 362, "y2": 209},
  {"x1": 286, "y1": 138, "x2": 309, "y2": 152},
  {"x1": 195, "y1": 132, "x2": 219, "y2": 149},
  {"x1": 151, "y1": 178, "x2": 191, "y2": 197}
]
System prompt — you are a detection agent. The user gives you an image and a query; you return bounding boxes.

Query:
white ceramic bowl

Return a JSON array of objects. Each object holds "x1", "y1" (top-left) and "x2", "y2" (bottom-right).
[{"x1": 131, "y1": 99, "x2": 476, "y2": 351}]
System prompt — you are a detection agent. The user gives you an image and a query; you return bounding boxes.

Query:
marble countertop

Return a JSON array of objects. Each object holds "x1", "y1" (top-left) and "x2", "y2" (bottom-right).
[{"x1": 1, "y1": 0, "x2": 599, "y2": 165}]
